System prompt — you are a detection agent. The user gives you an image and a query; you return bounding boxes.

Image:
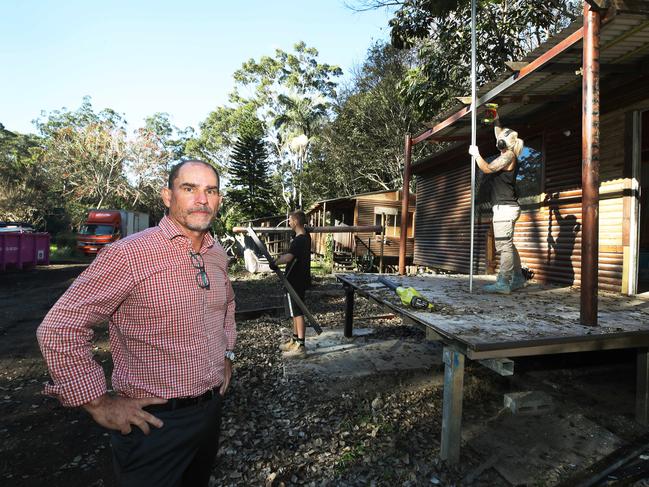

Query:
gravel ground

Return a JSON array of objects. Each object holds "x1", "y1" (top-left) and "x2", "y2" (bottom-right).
[{"x1": 1, "y1": 265, "x2": 646, "y2": 486}]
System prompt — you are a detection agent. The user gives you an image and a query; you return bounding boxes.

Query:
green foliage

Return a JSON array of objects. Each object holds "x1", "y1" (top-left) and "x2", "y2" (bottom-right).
[
  {"x1": 185, "y1": 102, "x2": 259, "y2": 171},
  {"x1": 0, "y1": 123, "x2": 53, "y2": 227},
  {"x1": 308, "y1": 42, "x2": 426, "y2": 198},
  {"x1": 356, "y1": 0, "x2": 581, "y2": 120},
  {"x1": 218, "y1": 42, "x2": 343, "y2": 212},
  {"x1": 130, "y1": 112, "x2": 192, "y2": 223},
  {"x1": 233, "y1": 41, "x2": 342, "y2": 104},
  {"x1": 226, "y1": 116, "x2": 275, "y2": 220},
  {"x1": 2, "y1": 97, "x2": 188, "y2": 235}
]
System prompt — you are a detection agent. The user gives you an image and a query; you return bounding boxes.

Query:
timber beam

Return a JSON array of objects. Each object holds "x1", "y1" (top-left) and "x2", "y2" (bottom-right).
[
  {"x1": 232, "y1": 225, "x2": 382, "y2": 234},
  {"x1": 478, "y1": 358, "x2": 514, "y2": 376},
  {"x1": 456, "y1": 94, "x2": 570, "y2": 105},
  {"x1": 540, "y1": 61, "x2": 647, "y2": 74}
]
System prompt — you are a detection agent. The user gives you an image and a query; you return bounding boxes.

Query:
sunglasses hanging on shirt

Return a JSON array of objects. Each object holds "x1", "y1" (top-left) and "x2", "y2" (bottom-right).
[{"x1": 190, "y1": 252, "x2": 210, "y2": 290}]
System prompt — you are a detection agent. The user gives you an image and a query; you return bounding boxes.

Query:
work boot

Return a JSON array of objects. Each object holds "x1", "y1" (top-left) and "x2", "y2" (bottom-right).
[
  {"x1": 279, "y1": 338, "x2": 296, "y2": 352},
  {"x1": 283, "y1": 343, "x2": 307, "y2": 359},
  {"x1": 483, "y1": 274, "x2": 512, "y2": 294},
  {"x1": 510, "y1": 272, "x2": 527, "y2": 291}
]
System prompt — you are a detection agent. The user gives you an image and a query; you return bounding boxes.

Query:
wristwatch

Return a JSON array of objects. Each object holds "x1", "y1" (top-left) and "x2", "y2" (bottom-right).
[{"x1": 224, "y1": 350, "x2": 235, "y2": 362}]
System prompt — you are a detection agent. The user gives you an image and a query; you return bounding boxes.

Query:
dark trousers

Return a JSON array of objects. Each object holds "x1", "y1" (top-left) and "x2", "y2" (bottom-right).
[{"x1": 110, "y1": 395, "x2": 223, "y2": 487}]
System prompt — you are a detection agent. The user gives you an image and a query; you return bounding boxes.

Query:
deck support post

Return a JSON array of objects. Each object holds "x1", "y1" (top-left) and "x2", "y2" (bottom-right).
[
  {"x1": 637, "y1": 348, "x2": 649, "y2": 425},
  {"x1": 440, "y1": 347, "x2": 465, "y2": 464},
  {"x1": 344, "y1": 284, "x2": 355, "y2": 338}
]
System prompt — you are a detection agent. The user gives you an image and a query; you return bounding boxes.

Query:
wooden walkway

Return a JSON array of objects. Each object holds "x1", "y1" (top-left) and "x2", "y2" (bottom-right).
[{"x1": 336, "y1": 273, "x2": 649, "y2": 463}]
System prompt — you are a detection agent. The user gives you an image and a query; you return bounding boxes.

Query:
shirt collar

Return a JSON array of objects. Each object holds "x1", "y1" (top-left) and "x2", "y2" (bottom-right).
[{"x1": 158, "y1": 215, "x2": 215, "y2": 250}]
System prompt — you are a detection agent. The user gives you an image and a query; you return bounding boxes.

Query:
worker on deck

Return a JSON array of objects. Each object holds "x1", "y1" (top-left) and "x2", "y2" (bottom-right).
[{"x1": 469, "y1": 113, "x2": 526, "y2": 294}]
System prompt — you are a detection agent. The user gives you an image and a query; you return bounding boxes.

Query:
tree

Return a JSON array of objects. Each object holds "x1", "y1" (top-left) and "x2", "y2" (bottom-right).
[
  {"x1": 231, "y1": 42, "x2": 343, "y2": 210},
  {"x1": 128, "y1": 113, "x2": 193, "y2": 222},
  {"x1": 0, "y1": 124, "x2": 54, "y2": 227},
  {"x1": 33, "y1": 98, "x2": 135, "y2": 227},
  {"x1": 353, "y1": 0, "x2": 581, "y2": 119},
  {"x1": 184, "y1": 102, "x2": 258, "y2": 171},
  {"x1": 226, "y1": 116, "x2": 274, "y2": 220},
  {"x1": 308, "y1": 42, "x2": 426, "y2": 197}
]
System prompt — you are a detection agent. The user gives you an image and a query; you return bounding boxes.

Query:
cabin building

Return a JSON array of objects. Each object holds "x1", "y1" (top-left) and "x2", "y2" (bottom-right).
[
  {"x1": 308, "y1": 189, "x2": 416, "y2": 268},
  {"x1": 402, "y1": 4, "x2": 649, "y2": 296}
]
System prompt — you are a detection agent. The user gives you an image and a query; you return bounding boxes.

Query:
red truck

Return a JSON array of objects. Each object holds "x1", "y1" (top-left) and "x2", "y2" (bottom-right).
[{"x1": 76, "y1": 210, "x2": 149, "y2": 255}]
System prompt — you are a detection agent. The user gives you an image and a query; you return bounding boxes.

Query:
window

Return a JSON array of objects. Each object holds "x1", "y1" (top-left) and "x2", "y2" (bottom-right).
[
  {"x1": 516, "y1": 136, "x2": 543, "y2": 202},
  {"x1": 374, "y1": 208, "x2": 414, "y2": 237},
  {"x1": 79, "y1": 224, "x2": 116, "y2": 236}
]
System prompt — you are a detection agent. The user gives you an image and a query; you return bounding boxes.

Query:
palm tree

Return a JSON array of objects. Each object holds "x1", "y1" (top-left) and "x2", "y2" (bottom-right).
[{"x1": 271, "y1": 92, "x2": 329, "y2": 208}]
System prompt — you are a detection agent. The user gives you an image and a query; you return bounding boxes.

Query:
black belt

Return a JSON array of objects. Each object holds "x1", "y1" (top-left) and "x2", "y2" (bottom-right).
[{"x1": 144, "y1": 385, "x2": 221, "y2": 413}]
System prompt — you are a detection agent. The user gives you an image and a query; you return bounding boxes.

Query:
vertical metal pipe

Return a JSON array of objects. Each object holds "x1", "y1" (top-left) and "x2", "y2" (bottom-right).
[
  {"x1": 581, "y1": 3, "x2": 601, "y2": 326},
  {"x1": 399, "y1": 134, "x2": 412, "y2": 275},
  {"x1": 469, "y1": 0, "x2": 477, "y2": 293},
  {"x1": 344, "y1": 285, "x2": 355, "y2": 338}
]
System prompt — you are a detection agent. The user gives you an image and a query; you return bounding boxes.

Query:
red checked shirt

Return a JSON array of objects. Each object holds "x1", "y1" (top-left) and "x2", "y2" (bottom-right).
[{"x1": 37, "y1": 216, "x2": 237, "y2": 407}]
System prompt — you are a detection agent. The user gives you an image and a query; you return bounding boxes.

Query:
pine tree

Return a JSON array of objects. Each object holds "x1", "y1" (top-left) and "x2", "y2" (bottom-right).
[{"x1": 227, "y1": 129, "x2": 274, "y2": 220}]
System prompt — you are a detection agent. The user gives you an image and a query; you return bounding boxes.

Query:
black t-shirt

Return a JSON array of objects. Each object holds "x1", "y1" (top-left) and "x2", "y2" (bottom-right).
[
  {"x1": 286, "y1": 233, "x2": 311, "y2": 292},
  {"x1": 486, "y1": 162, "x2": 518, "y2": 206}
]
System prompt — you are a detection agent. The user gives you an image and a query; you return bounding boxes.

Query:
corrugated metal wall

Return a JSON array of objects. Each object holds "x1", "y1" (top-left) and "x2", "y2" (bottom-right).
[
  {"x1": 414, "y1": 161, "x2": 491, "y2": 273},
  {"x1": 414, "y1": 105, "x2": 629, "y2": 292}
]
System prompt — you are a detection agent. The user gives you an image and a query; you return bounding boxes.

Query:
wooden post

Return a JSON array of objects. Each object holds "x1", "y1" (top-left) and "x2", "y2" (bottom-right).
[
  {"x1": 399, "y1": 134, "x2": 412, "y2": 275},
  {"x1": 580, "y1": 3, "x2": 601, "y2": 326},
  {"x1": 637, "y1": 348, "x2": 649, "y2": 425},
  {"x1": 344, "y1": 285, "x2": 355, "y2": 338},
  {"x1": 440, "y1": 348, "x2": 465, "y2": 464}
]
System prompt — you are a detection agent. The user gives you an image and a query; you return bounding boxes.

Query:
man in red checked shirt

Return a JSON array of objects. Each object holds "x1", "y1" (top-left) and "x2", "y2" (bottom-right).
[{"x1": 37, "y1": 160, "x2": 236, "y2": 487}]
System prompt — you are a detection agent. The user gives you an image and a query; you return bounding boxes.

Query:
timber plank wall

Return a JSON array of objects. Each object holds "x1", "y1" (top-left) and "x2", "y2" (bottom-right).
[
  {"x1": 353, "y1": 193, "x2": 416, "y2": 262},
  {"x1": 413, "y1": 74, "x2": 649, "y2": 293}
]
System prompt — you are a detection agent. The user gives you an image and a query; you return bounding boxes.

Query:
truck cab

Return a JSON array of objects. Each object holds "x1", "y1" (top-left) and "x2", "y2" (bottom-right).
[{"x1": 76, "y1": 210, "x2": 122, "y2": 255}]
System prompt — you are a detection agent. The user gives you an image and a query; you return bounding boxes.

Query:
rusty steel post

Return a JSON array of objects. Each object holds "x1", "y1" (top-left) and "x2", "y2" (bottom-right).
[
  {"x1": 399, "y1": 134, "x2": 412, "y2": 275},
  {"x1": 581, "y1": 3, "x2": 601, "y2": 326}
]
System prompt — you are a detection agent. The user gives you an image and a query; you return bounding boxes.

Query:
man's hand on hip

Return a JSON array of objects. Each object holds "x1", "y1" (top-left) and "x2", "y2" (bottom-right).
[{"x1": 82, "y1": 393, "x2": 167, "y2": 435}]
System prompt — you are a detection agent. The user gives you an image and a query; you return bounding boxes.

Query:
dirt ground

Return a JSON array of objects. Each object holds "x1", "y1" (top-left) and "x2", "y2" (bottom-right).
[{"x1": 0, "y1": 264, "x2": 647, "y2": 486}]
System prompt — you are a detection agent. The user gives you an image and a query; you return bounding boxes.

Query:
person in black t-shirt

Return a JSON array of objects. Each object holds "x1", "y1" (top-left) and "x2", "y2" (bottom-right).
[
  {"x1": 273, "y1": 210, "x2": 311, "y2": 358},
  {"x1": 469, "y1": 114, "x2": 526, "y2": 294}
]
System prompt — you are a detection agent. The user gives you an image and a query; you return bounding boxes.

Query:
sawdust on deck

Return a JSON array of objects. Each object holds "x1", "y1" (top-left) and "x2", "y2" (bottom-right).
[{"x1": 337, "y1": 273, "x2": 649, "y2": 350}]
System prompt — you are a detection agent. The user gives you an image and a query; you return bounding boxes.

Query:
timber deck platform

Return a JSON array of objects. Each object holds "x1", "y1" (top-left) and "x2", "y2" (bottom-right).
[{"x1": 336, "y1": 273, "x2": 649, "y2": 464}]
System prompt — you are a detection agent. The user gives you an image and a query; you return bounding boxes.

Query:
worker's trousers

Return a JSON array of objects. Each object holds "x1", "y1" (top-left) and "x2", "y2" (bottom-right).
[{"x1": 492, "y1": 204, "x2": 522, "y2": 281}]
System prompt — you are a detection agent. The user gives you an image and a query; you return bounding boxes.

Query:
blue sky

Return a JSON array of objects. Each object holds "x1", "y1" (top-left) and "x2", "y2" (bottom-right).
[{"x1": 1, "y1": 0, "x2": 393, "y2": 135}]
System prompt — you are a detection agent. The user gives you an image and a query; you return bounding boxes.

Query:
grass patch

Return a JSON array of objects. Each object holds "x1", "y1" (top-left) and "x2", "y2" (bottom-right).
[
  {"x1": 49, "y1": 244, "x2": 92, "y2": 263},
  {"x1": 335, "y1": 444, "x2": 366, "y2": 473}
]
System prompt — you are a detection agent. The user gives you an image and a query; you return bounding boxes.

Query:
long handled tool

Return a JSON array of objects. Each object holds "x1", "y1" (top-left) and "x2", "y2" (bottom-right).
[
  {"x1": 377, "y1": 277, "x2": 435, "y2": 311},
  {"x1": 246, "y1": 227, "x2": 322, "y2": 335}
]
